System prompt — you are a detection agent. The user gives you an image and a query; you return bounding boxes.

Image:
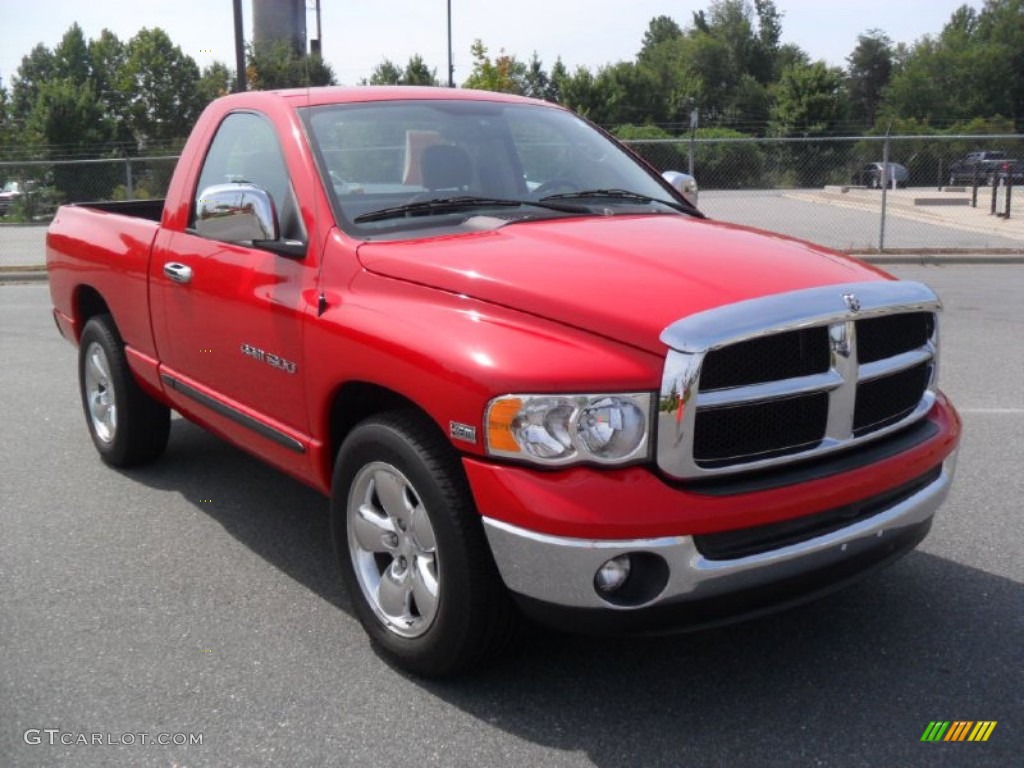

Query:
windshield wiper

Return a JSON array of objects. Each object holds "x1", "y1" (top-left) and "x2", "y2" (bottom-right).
[
  {"x1": 539, "y1": 188, "x2": 689, "y2": 213},
  {"x1": 354, "y1": 195, "x2": 587, "y2": 223}
]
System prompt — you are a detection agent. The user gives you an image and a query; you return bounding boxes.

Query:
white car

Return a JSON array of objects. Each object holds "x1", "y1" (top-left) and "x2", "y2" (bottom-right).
[{"x1": 0, "y1": 180, "x2": 24, "y2": 215}]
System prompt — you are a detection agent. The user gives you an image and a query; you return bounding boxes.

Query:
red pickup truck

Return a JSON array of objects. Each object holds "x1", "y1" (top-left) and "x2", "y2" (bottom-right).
[{"x1": 47, "y1": 87, "x2": 960, "y2": 676}]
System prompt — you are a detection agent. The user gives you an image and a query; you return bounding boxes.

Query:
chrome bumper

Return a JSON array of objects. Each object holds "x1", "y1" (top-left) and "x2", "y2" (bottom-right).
[{"x1": 483, "y1": 454, "x2": 956, "y2": 612}]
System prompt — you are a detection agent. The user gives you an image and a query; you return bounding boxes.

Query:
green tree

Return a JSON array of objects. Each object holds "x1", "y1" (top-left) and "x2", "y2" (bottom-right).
[
  {"x1": 591, "y1": 62, "x2": 667, "y2": 126},
  {"x1": 846, "y1": 30, "x2": 893, "y2": 128},
  {"x1": 751, "y1": 0, "x2": 784, "y2": 81},
  {"x1": 89, "y1": 30, "x2": 133, "y2": 147},
  {"x1": 523, "y1": 53, "x2": 550, "y2": 99},
  {"x1": 707, "y1": 0, "x2": 756, "y2": 82},
  {"x1": 879, "y1": 0, "x2": 1023, "y2": 123},
  {"x1": 683, "y1": 32, "x2": 737, "y2": 121},
  {"x1": 977, "y1": 0, "x2": 1024, "y2": 121},
  {"x1": 367, "y1": 59, "x2": 403, "y2": 85},
  {"x1": 770, "y1": 61, "x2": 847, "y2": 135},
  {"x1": 638, "y1": 16, "x2": 683, "y2": 62},
  {"x1": 403, "y1": 55, "x2": 438, "y2": 86},
  {"x1": 462, "y1": 40, "x2": 527, "y2": 94},
  {"x1": 775, "y1": 42, "x2": 809, "y2": 73},
  {"x1": 770, "y1": 61, "x2": 849, "y2": 186},
  {"x1": 198, "y1": 62, "x2": 235, "y2": 105},
  {"x1": 629, "y1": 4, "x2": 791, "y2": 132},
  {"x1": 27, "y1": 79, "x2": 118, "y2": 200},
  {"x1": 614, "y1": 123, "x2": 686, "y2": 173},
  {"x1": 728, "y1": 73, "x2": 771, "y2": 130},
  {"x1": 0, "y1": 74, "x2": 11, "y2": 154},
  {"x1": 247, "y1": 40, "x2": 336, "y2": 91},
  {"x1": 365, "y1": 55, "x2": 437, "y2": 86},
  {"x1": 11, "y1": 44, "x2": 56, "y2": 122},
  {"x1": 53, "y1": 23, "x2": 91, "y2": 87},
  {"x1": 556, "y1": 66, "x2": 601, "y2": 118},
  {"x1": 122, "y1": 29, "x2": 203, "y2": 147},
  {"x1": 548, "y1": 58, "x2": 569, "y2": 103}
]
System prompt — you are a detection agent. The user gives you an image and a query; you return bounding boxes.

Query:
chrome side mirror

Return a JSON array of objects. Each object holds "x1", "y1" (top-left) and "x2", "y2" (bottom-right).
[
  {"x1": 196, "y1": 183, "x2": 278, "y2": 243},
  {"x1": 662, "y1": 171, "x2": 699, "y2": 208}
]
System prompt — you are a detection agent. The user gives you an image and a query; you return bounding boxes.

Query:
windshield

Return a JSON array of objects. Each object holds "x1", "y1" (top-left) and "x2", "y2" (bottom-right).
[{"x1": 303, "y1": 99, "x2": 690, "y2": 239}]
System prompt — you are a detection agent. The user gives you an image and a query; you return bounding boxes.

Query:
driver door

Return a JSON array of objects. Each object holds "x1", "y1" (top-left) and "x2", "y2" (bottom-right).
[{"x1": 150, "y1": 110, "x2": 314, "y2": 459}]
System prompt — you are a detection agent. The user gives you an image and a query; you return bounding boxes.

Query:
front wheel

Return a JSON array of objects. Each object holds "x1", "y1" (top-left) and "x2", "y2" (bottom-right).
[
  {"x1": 330, "y1": 411, "x2": 516, "y2": 677},
  {"x1": 78, "y1": 315, "x2": 170, "y2": 467}
]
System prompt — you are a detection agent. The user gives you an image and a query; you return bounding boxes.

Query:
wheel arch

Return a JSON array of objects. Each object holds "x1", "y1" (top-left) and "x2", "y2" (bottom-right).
[
  {"x1": 325, "y1": 380, "x2": 451, "y2": 489},
  {"x1": 72, "y1": 285, "x2": 113, "y2": 341}
]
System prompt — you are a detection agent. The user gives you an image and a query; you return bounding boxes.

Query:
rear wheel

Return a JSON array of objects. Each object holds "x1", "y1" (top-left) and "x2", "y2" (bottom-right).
[
  {"x1": 78, "y1": 315, "x2": 170, "y2": 467},
  {"x1": 330, "y1": 410, "x2": 516, "y2": 677}
]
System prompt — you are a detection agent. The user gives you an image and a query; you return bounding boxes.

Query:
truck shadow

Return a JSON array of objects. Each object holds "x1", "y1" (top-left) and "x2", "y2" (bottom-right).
[
  {"x1": 126, "y1": 418, "x2": 1021, "y2": 766},
  {"x1": 126, "y1": 417, "x2": 348, "y2": 612}
]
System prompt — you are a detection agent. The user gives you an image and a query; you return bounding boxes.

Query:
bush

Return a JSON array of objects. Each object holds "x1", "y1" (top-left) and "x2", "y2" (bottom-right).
[{"x1": 691, "y1": 128, "x2": 765, "y2": 189}]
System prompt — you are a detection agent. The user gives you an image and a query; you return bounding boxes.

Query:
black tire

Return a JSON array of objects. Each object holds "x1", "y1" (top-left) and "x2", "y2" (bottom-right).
[
  {"x1": 330, "y1": 410, "x2": 516, "y2": 677},
  {"x1": 78, "y1": 315, "x2": 170, "y2": 467}
]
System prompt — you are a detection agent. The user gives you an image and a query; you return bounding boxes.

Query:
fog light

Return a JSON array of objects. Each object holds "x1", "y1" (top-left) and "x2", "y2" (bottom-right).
[{"x1": 595, "y1": 554, "x2": 632, "y2": 593}]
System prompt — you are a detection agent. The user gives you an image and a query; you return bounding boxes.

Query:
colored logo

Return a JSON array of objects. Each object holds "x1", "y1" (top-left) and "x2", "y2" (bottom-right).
[{"x1": 921, "y1": 721, "x2": 997, "y2": 742}]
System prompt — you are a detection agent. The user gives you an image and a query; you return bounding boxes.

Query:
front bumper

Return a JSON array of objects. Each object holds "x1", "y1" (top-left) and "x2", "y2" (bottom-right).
[{"x1": 482, "y1": 451, "x2": 956, "y2": 632}]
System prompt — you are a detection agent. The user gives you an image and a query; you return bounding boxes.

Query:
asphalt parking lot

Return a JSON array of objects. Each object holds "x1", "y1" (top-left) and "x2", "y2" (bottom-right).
[{"x1": 1, "y1": 266, "x2": 1021, "y2": 767}]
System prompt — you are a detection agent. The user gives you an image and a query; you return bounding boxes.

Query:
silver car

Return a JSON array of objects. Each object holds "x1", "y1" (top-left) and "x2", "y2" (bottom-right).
[{"x1": 854, "y1": 162, "x2": 909, "y2": 189}]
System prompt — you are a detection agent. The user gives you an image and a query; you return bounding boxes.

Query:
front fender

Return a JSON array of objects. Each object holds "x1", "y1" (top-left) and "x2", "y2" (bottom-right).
[{"x1": 304, "y1": 268, "x2": 662, "y2": 488}]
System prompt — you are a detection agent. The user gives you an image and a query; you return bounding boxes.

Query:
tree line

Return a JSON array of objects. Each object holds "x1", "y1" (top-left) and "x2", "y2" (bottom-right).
[
  {"x1": 0, "y1": 24, "x2": 335, "y2": 162},
  {"x1": 442, "y1": 0, "x2": 1022, "y2": 138},
  {"x1": 0, "y1": 0, "x2": 1020, "y2": 199}
]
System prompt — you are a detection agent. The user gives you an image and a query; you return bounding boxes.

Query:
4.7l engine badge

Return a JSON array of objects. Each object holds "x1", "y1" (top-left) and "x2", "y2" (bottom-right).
[{"x1": 240, "y1": 343, "x2": 297, "y2": 374}]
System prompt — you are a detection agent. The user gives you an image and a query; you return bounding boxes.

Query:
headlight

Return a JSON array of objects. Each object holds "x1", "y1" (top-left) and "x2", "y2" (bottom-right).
[{"x1": 485, "y1": 393, "x2": 652, "y2": 466}]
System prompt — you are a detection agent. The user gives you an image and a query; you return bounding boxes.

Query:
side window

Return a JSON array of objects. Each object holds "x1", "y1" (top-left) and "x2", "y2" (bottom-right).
[{"x1": 193, "y1": 112, "x2": 303, "y2": 242}]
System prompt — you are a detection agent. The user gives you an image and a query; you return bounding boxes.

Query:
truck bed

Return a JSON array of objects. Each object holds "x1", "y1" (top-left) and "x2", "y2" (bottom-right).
[
  {"x1": 48, "y1": 202, "x2": 163, "y2": 357},
  {"x1": 70, "y1": 198, "x2": 166, "y2": 222}
]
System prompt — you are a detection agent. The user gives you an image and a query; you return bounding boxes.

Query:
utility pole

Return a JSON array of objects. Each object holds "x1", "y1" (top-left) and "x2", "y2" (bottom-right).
[
  {"x1": 312, "y1": 0, "x2": 322, "y2": 55},
  {"x1": 447, "y1": 0, "x2": 454, "y2": 87},
  {"x1": 232, "y1": 0, "x2": 247, "y2": 92}
]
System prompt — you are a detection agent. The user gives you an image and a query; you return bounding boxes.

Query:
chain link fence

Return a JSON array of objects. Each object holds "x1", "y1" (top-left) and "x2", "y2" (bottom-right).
[
  {"x1": 627, "y1": 134, "x2": 1024, "y2": 252},
  {"x1": 0, "y1": 156, "x2": 178, "y2": 269},
  {"x1": 2, "y1": 135, "x2": 1023, "y2": 268}
]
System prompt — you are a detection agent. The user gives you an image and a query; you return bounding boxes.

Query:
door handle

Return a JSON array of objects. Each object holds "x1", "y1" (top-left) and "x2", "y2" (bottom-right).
[{"x1": 163, "y1": 262, "x2": 193, "y2": 284}]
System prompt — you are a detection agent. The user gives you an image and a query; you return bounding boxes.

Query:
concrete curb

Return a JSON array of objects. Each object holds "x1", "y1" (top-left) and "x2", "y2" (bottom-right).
[
  {"x1": 858, "y1": 254, "x2": 1024, "y2": 265},
  {"x1": 0, "y1": 269, "x2": 47, "y2": 283}
]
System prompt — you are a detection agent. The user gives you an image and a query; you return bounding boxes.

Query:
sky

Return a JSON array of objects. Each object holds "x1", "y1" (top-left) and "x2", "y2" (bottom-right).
[{"x1": 0, "y1": 0, "x2": 986, "y2": 88}]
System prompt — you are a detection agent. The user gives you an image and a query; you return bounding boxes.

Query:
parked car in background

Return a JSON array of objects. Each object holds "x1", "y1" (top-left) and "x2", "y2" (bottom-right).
[
  {"x1": 947, "y1": 151, "x2": 1018, "y2": 185},
  {"x1": 0, "y1": 180, "x2": 24, "y2": 215},
  {"x1": 853, "y1": 163, "x2": 909, "y2": 189},
  {"x1": 996, "y1": 158, "x2": 1024, "y2": 184}
]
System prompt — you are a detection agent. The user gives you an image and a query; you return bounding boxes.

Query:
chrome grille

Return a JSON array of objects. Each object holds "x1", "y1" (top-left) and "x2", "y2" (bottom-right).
[
  {"x1": 856, "y1": 312, "x2": 935, "y2": 364},
  {"x1": 693, "y1": 392, "x2": 829, "y2": 467},
  {"x1": 657, "y1": 281, "x2": 941, "y2": 480},
  {"x1": 699, "y1": 326, "x2": 830, "y2": 390},
  {"x1": 853, "y1": 362, "x2": 933, "y2": 436}
]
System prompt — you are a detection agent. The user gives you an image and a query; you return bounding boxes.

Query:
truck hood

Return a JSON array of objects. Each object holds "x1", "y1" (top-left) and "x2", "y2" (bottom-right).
[{"x1": 356, "y1": 215, "x2": 889, "y2": 354}]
